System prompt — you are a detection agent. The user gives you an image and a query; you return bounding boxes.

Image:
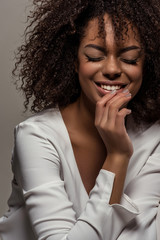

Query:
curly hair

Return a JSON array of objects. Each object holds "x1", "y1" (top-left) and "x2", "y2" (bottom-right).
[{"x1": 13, "y1": 0, "x2": 160, "y2": 125}]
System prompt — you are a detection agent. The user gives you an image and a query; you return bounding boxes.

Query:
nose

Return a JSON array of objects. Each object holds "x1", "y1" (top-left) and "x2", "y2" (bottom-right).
[{"x1": 102, "y1": 56, "x2": 122, "y2": 80}]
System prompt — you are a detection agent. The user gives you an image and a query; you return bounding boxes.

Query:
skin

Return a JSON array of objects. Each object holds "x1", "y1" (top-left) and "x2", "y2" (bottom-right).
[{"x1": 61, "y1": 14, "x2": 145, "y2": 203}]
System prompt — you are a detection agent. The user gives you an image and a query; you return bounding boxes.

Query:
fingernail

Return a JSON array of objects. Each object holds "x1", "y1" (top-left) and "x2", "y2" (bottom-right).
[
  {"x1": 122, "y1": 88, "x2": 129, "y2": 93},
  {"x1": 127, "y1": 109, "x2": 132, "y2": 115},
  {"x1": 125, "y1": 93, "x2": 132, "y2": 97},
  {"x1": 110, "y1": 90, "x2": 117, "y2": 94}
]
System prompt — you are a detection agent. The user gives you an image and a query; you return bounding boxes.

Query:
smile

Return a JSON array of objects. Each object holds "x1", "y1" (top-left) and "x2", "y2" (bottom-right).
[
  {"x1": 95, "y1": 81, "x2": 127, "y2": 93},
  {"x1": 100, "y1": 85, "x2": 121, "y2": 91}
]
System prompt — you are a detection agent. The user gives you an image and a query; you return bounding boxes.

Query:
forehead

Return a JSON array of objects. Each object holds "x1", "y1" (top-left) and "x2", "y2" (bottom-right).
[{"x1": 81, "y1": 14, "x2": 140, "y2": 47}]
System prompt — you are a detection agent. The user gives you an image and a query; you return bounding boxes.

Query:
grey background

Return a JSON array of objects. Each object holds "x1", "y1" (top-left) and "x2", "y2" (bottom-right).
[{"x1": 0, "y1": 0, "x2": 31, "y2": 216}]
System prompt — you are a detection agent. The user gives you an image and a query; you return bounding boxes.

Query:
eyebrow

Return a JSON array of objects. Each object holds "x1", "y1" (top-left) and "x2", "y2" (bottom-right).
[
  {"x1": 84, "y1": 44, "x2": 141, "y2": 54},
  {"x1": 119, "y1": 45, "x2": 141, "y2": 54},
  {"x1": 84, "y1": 44, "x2": 106, "y2": 53}
]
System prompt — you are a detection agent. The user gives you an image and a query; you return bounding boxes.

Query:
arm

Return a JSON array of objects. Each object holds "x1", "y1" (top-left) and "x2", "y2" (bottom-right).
[
  {"x1": 103, "y1": 154, "x2": 129, "y2": 204},
  {"x1": 94, "y1": 88, "x2": 160, "y2": 239},
  {"x1": 95, "y1": 89, "x2": 133, "y2": 204}
]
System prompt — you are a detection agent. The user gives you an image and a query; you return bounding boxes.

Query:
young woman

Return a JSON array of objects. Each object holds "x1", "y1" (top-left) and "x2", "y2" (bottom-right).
[{"x1": 0, "y1": 0, "x2": 160, "y2": 239}]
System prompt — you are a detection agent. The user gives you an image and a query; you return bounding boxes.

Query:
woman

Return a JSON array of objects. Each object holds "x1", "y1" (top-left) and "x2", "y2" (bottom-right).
[{"x1": 0, "y1": 0, "x2": 160, "y2": 239}]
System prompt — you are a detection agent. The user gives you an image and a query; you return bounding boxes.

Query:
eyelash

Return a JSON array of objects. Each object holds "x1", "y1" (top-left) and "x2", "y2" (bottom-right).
[
  {"x1": 120, "y1": 58, "x2": 139, "y2": 65},
  {"x1": 86, "y1": 55, "x2": 139, "y2": 65},
  {"x1": 86, "y1": 55, "x2": 104, "y2": 62}
]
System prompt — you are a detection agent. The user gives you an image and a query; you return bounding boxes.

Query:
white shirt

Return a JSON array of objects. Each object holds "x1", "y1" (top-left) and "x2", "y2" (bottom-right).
[{"x1": 0, "y1": 107, "x2": 160, "y2": 240}]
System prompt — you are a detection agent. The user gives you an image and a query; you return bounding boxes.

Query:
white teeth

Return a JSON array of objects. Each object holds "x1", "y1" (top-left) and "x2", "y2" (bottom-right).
[{"x1": 101, "y1": 85, "x2": 121, "y2": 91}]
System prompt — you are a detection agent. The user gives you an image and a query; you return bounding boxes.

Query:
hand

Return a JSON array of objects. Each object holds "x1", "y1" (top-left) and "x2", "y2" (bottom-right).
[{"x1": 95, "y1": 89, "x2": 133, "y2": 159}]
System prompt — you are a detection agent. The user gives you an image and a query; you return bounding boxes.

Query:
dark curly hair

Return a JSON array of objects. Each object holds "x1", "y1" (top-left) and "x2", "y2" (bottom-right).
[{"x1": 13, "y1": 0, "x2": 160, "y2": 125}]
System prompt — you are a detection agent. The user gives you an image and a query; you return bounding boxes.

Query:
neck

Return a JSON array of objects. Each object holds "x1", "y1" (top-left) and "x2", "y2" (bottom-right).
[
  {"x1": 60, "y1": 93, "x2": 105, "y2": 148},
  {"x1": 76, "y1": 92, "x2": 96, "y2": 131},
  {"x1": 60, "y1": 92, "x2": 100, "y2": 136}
]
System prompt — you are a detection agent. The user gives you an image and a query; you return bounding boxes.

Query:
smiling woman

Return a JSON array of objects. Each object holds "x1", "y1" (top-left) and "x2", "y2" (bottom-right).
[{"x1": 0, "y1": 0, "x2": 160, "y2": 240}]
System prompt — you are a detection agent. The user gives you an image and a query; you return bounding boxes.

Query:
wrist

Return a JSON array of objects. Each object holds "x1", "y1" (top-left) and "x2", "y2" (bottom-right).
[{"x1": 102, "y1": 153, "x2": 130, "y2": 173}]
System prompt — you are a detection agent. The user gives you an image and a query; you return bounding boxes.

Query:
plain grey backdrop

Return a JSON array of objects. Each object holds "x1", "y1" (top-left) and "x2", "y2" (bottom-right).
[{"x1": 0, "y1": 0, "x2": 32, "y2": 216}]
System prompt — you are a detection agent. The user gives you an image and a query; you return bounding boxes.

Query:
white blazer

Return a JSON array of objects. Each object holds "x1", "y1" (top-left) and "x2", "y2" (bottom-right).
[{"x1": 0, "y1": 108, "x2": 160, "y2": 240}]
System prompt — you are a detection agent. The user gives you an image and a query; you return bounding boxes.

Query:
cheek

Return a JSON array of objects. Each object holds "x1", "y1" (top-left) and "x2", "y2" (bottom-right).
[
  {"x1": 125, "y1": 65, "x2": 143, "y2": 81},
  {"x1": 123, "y1": 65, "x2": 143, "y2": 94},
  {"x1": 78, "y1": 61, "x2": 100, "y2": 79}
]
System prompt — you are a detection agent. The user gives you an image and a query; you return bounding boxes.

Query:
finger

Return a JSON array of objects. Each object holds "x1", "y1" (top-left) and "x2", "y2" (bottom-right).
[
  {"x1": 107, "y1": 90, "x2": 131, "y2": 108},
  {"x1": 105, "y1": 93, "x2": 131, "y2": 126},
  {"x1": 99, "y1": 91, "x2": 131, "y2": 128},
  {"x1": 95, "y1": 90, "x2": 117, "y2": 125},
  {"x1": 115, "y1": 108, "x2": 132, "y2": 130}
]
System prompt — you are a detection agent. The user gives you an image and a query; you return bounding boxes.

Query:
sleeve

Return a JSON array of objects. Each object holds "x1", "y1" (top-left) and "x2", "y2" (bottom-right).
[
  {"x1": 118, "y1": 152, "x2": 160, "y2": 239},
  {"x1": 13, "y1": 122, "x2": 139, "y2": 240}
]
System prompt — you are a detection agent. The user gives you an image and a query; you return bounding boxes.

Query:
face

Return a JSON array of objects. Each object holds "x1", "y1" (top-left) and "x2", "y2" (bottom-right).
[{"x1": 76, "y1": 14, "x2": 145, "y2": 106}]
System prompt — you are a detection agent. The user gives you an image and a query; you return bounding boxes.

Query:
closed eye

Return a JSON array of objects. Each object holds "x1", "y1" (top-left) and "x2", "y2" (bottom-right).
[
  {"x1": 85, "y1": 54, "x2": 104, "y2": 62},
  {"x1": 120, "y1": 58, "x2": 139, "y2": 65}
]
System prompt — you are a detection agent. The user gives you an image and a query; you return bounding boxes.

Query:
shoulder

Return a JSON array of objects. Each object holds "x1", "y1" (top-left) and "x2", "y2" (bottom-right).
[
  {"x1": 14, "y1": 107, "x2": 66, "y2": 146},
  {"x1": 16, "y1": 107, "x2": 61, "y2": 131},
  {"x1": 127, "y1": 115, "x2": 160, "y2": 139},
  {"x1": 127, "y1": 117, "x2": 160, "y2": 156}
]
